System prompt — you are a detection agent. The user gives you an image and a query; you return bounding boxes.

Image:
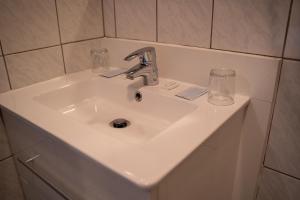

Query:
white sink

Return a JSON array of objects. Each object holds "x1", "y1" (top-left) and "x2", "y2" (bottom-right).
[
  {"x1": 0, "y1": 69, "x2": 250, "y2": 197},
  {"x1": 34, "y1": 76, "x2": 197, "y2": 143}
]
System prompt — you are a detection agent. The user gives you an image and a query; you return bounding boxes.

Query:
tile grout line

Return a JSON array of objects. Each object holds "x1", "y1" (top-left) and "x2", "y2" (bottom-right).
[
  {"x1": 264, "y1": 166, "x2": 300, "y2": 181},
  {"x1": 101, "y1": 0, "x2": 106, "y2": 37},
  {"x1": 261, "y1": 59, "x2": 283, "y2": 166},
  {"x1": 3, "y1": 36, "x2": 105, "y2": 57},
  {"x1": 4, "y1": 44, "x2": 61, "y2": 56},
  {"x1": 209, "y1": 47, "x2": 281, "y2": 59},
  {"x1": 2, "y1": 39, "x2": 288, "y2": 60},
  {"x1": 156, "y1": 0, "x2": 158, "y2": 42},
  {"x1": 262, "y1": 0, "x2": 294, "y2": 166},
  {"x1": 54, "y1": 0, "x2": 67, "y2": 74},
  {"x1": 113, "y1": 0, "x2": 117, "y2": 37},
  {"x1": 209, "y1": 0, "x2": 215, "y2": 48},
  {"x1": 280, "y1": 0, "x2": 294, "y2": 58},
  {"x1": 255, "y1": 59, "x2": 283, "y2": 198},
  {"x1": 283, "y1": 57, "x2": 300, "y2": 62},
  {"x1": 257, "y1": 1, "x2": 295, "y2": 195},
  {"x1": 0, "y1": 41, "x2": 13, "y2": 90},
  {"x1": 62, "y1": 36, "x2": 104, "y2": 45},
  {"x1": 0, "y1": 154, "x2": 13, "y2": 162}
]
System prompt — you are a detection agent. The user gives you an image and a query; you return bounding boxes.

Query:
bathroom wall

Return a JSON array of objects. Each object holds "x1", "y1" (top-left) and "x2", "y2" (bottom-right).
[
  {"x1": 102, "y1": 0, "x2": 299, "y2": 200},
  {"x1": 0, "y1": 0, "x2": 104, "y2": 90},
  {"x1": 0, "y1": 0, "x2": 104, "y2": 199},
  {"x1": 0, "y1": 0, "x2": 299, "y2": 200}
]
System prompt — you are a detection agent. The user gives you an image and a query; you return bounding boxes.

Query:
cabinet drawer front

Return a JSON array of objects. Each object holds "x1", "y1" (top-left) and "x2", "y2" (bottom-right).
[
  {"x1": 16, "y1": 136, "x2": 148, "y2": 200},
  {"x1": 17, "y1": 160, "x2": 66, "y2": 200}
]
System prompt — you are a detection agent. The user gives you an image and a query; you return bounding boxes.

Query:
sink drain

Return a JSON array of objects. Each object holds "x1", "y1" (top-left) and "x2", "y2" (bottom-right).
[
  {"x1": 110, "y1": 118, "x2": 130, "y2": 128},
  {"x1": 135, "y1": 91, "x2": 142, "y2": 102}
]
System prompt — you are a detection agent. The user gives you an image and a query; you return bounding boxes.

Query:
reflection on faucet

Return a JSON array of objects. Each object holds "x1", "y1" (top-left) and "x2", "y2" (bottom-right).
[{"x1": 124, "y1": 47, "x2": 159, "y2": 86}]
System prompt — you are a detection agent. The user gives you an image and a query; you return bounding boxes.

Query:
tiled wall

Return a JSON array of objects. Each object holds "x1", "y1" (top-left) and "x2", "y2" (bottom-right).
[
  {"x1": 0, "y1": 0, "x2": 104, "y2": 199},
  {"x1": 103, "y1": 0, "x2": 296, "y2": 57},
  {"x1": 259, "y1": 59, "x2": 300, "y2": 200},
  {"x1": 0, "y1": 0, "x2": 104, "y2": 91},
  {"x1": 0, "y1": 0, "x2": 300, "y2": 199}
]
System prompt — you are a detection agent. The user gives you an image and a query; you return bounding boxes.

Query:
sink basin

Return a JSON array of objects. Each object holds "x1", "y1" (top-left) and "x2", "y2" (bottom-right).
[
  {"x1": 34, "y1": 76, "x2": 197, "y2": 143},
  {"x1": 0, "y1": 68, "x2": 250, "y2": 198}
]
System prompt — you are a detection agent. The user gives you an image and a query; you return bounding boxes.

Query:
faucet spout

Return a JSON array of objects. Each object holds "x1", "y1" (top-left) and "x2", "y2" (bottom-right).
[{"x1": 126, "y1": 67, "x2": 157, "y2": 85}]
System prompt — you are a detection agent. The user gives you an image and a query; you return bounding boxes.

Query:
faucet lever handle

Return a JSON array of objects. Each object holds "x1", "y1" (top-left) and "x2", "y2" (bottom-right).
[{"x1": 124, "y1": 47, "x2": 155, "y2": 66}]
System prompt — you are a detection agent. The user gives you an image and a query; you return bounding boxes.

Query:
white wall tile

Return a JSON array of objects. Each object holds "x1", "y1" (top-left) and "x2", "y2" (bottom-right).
[
  {"x1": 6, "y1": 47, "x2": 65, "y2": 89},
  {"x1": 265, "y1": 60, "x2": 300, "y2": 179},
  {"x1": 158, "y1": 0, "x2": 212, "y2": 48},
  {"x1": 103, "y1": 0, "x2": 116, "y2": 37},
  {"x1": 0, "y1": 57, "x2": 10, "y2": 93},
  {"x1": 284, "y1": 0, "x2": 300, "y2": 59},
  {"x1": 212, "y1": 0, "x2": 291, "y2": 56},
  {"x1": 63, "y1": 39, "x2": 102, "y2": 73},
  {"x1": 0, "y1": 0, "x2": 60, "y2": 54},
  {"x1": 115, "y1": 0, "x2": 156, "y2": 41},
  {"x1": 56, "y1": 0, "x2": 104, "y2": 43},
  {"x1": 257, "y1": 168, "x2": 300, "y2": 200},
  {"x1": 0, "y1": 116, "x2": 11, "y2": 160},
  {"x1": 0, "y1": 158, "x2": 24, "y2": 200}
]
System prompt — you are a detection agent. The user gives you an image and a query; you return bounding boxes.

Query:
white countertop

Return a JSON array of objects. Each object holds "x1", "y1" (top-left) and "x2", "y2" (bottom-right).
[{"x1": 0, "y1": 70, "x2": 250, "y2": 189}]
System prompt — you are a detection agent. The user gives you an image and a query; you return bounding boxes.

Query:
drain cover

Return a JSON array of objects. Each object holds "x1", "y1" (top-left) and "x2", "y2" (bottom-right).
[{"x1": 110, "y1": 118, "x2": 130, "y2": 128}]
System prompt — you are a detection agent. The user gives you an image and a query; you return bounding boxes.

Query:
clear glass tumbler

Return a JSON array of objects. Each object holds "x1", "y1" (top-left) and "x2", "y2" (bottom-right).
[
  {"x1": 90, "y1": 48, "x2": 109, "y2": 73},
  {"x1": 207, "y1": 68, "x2": 236, "y2": 106}
]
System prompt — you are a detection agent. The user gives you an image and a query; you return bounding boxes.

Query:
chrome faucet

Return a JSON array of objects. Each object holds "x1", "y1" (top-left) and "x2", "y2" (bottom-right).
[{"x1": 124, "y1": 47, "x2": 158, "y2": 86}]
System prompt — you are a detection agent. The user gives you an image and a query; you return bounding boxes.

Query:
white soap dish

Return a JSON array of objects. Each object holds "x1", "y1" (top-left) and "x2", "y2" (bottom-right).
[{"x1": 175, "y1": 87, "x2": 208, "y2": 100}]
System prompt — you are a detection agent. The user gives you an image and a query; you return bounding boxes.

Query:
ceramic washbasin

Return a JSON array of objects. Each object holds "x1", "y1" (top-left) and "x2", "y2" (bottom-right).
[
  {"x1": 0, "y1": 69, "x2": 250, "y2": 190},
  {"x1": 34, "y1": 75, "x2": 197, "y2": 143}
]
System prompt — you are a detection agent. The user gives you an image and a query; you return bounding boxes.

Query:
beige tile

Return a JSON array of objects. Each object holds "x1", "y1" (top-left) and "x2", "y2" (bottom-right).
[
  {"x1": 103, "y1": 0, "x2": 116, "y2": 37},
  {"x1": 6, "y1": 47, "x2": 65, "y2": 89},
  {"x1": 0, "y1": 0, "x2": 60, "y2": 54},
  {"x1": 212, "y1": 0, "x2": 291, "y2": 56},
  {"x1": 115, "y1": 0, "x2": 156, "y2": 41},
  {"x1": 0, "y1": 115, "x2": 11, "y2": 160},
  {"x1": 257, "y1": 168, "x2": 300, "y2": 200},
  {"x1": 158, "y1": 0, "x2": 212, "y2": 47},
  {"x1": 56, "y1": 0, "x2": 104, "y2": 43},
  {"x1": 284, "y1": 0, "x2": 300, "y2": 59},
  {"x1": 0, "y1": 158, "x2": 24, "y2": 200},
  {"x1": 265, "y1": 60, "x2": 300, "y2": 179},
  {"x1": 0, "y1": 57, "x2": 10, "y2": 93},
  {"x1": 63, "y1": 39, "x2": 102, "y2": 73}
]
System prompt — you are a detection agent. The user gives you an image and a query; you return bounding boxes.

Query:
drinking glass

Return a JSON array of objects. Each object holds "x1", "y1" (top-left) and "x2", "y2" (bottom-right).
[
  {"x1": 90, "y1": 48, "x2": 109, "y2": 73},
  {"x1": 207, "y1": 68, "x2": 236, "y2": 106}
]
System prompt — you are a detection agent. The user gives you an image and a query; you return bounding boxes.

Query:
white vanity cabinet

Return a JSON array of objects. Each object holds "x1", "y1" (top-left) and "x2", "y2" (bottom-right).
[
  {"x1": 2, "y1": 105, "x2": 246, "y2": 200},
  {"x1": 3, "y1": 109, "x2": 154, "y2": 200}
]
